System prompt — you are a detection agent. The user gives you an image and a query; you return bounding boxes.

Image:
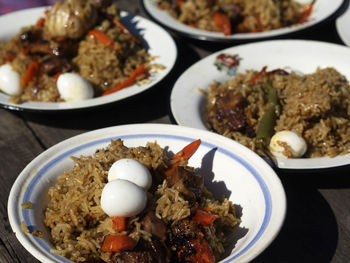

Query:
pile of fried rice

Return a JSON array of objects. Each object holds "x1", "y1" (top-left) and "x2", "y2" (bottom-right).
[
  {"x1": 43, "y1": 139, "x2": 240, "y2": 262},
  {"x1": 157, "y1": 0, "x2": 312, "y2": 35},
  {"x1": 206, "y1": 67, "x2": 350, "y2": 158},
  {"x1": 0, "y1": 0, "x2": 154, "y2": 103}
]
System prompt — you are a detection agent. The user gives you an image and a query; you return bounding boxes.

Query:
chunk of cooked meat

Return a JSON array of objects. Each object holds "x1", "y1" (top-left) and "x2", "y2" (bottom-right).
[
  {"x1": 212, "y1": 91, "x2": 247, "y2": 131},
  {"x1": 140, "y1": 211, "x2": 167, "y2": 241},
  {"x1": 27, "y1": 39, "x2": 78, "y2": 57},
  {"x1": 115, "y1": 238, "x2": 171, "y2": 263},
  {"x1": 171, "y1": 219, "x2": 215, "y2": 263},
  {"x1": 44, "y1": 0, "x2": 97, "y2": 39},
  {"x1": 165, "y1": 166, "x2": 203, "y2": 202},
  {"x1": 39, "y1": 57, "x2": 73, "y2": 75}
]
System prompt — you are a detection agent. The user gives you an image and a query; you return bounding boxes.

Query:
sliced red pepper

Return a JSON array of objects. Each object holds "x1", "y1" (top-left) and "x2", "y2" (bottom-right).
[
  {"x1": 192, "y1": 208, "x2": 218, "y2": 226},
  {"x1": 36, "y1": 17, "x2": 45, "y2": 28},
  {"x1": 53, "y1": 72, "x2": 61, "y2": 82},
  {"x1": 299, "y1": 4, "x2": 313, "y2": 24},
  {"x1": 101, "y1": 235, "x2": 136, "y2": 252},
  {"x1": 250, "y1": 66, "x2": 267, "y2": 85},
  {"x1": 88, "y1": 29, "x2": 115, "y2": 48},
  {"x1": 3, "y1": 53, "x2": 15, "y2": 64},
  {"x1": 165, "y1": 139, "x2": 201, "y2": 177},
  {"x1": 176, "y1": 0, "x2": 183, "y2": 8},
  {"x1": 112, "y1": 216, "x2": 127, "y2": 232},
  {"x1": 21, "y1": 61, "x2": 39, "y2": 87},
  {"x1": 171, "y1": 139, "x2": 201, "y2": 165},
  {"x1": 178, "y1": 237, "x2": 216, "y2": 263},
  {"x1": 102, "y1": 64, "x2": 146, "y2": 96},
  {"x1": 213, "y1": 12, "x2": 231, "y2": 35}
]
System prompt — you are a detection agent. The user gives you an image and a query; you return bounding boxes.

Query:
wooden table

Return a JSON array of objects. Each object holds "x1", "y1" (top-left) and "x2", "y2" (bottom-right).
[{"x1": 1, "y1": 0, "x2": 350, "y2": 262}]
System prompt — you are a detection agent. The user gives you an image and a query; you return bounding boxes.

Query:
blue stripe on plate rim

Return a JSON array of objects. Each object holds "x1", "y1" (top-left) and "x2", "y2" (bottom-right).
[{"x1": 20, "y1": 133, "x2": 272, "y2": 263}]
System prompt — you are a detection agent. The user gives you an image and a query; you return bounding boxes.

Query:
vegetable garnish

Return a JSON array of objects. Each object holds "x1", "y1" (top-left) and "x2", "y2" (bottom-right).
[
  {"x1": 299, "y1": 1, "x2": 315, "y2": 24},
  {"x1": 101, "y1": 12, "x2": 140, "y2": 43},
  {"x1": 256, "y1": 82, "x2": 278, "y2": 147},
  {"x1": 88, "y1": 30, "x2": 120, "y2": 51},
  {"x1": 180, "y1": 237, "x2": 216, "y2": 263},
  {"x1": 112, "y1": 216, "x2": 127, "y2": 232},
  {"x1": 213, "y1": 12, "x2": 231, "y2": 35},
  {"x1": 101, "y1": 234, "x2": 136, "y2": 252},
  {"x1": 170, "y1": 139, "x2": 201, "y2": 167},
  {"x1": 250, "y1": 66, "x2": 267, "y2": 85},
  {"x1": 192, "y1": 208, "x2": 218, "y2": 226},
  {"x1": 36, "y1": 17, "x2": 45, "y2": 28},
  {"x1": 21, "y1": 61, "x2": 39, "y2": 87},
  {"x1": 102, "y1": 64, "x2": 146, "y2": 96}
]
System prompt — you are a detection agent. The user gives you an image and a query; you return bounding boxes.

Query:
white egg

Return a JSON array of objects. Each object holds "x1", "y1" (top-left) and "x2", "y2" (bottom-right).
[
  {"x1": 269, "y1": 130, "x2": 307, "y2": 158},
  {"x1": 57, "y1": 72, "x2": 93, "y2": 102},
  {"x1": 101, "y1": 179, "x2": 147, "y2": 217},
  {"x1": 108, "y1": 158, "x2": 152, "y2": 190},
  {"x1": 0, "y1": 64, "x2": 22, "y2": 96}
]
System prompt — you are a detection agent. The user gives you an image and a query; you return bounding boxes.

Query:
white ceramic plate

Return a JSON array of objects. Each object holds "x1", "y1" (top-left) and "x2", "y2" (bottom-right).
[
  {"x1": 142, "y1": 0, "x2": 343, "y2": 42},
  {"x1": 0, "y1": 7, "x2": 177, "y2": 112},
  {"x1": 170, "y1": 39, "x2": 350, "y2": 170},
  {"x1": 8, "y1": 123, "x2": 286, "y2": 263},
  {"x1": 336, "y1": 3, "x2": 350, "y2": 46}
]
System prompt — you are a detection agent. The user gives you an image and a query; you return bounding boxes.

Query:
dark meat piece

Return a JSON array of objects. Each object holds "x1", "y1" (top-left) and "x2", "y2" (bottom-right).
[
  {"x1": 91, "y1": 0, "x2": 111, "y2": 7},
  {"x1": 213, "y1": 92, "x2": 247, "y2": 131},
  {"x1": 171, "y1": 218, "x2": 198, "y2": 238},
  {"x1": 116, "y1": 238, "x2": 171, "y2": 263},
  {"x1": 20, "y1": 28, "x2": 43, "y2": 43},
  {"x1": 206, "y1": 0, "x2": 216, "y2": 8},
  {"x1": 39, "y1": 57, "x2": 73, "y2": 75},
  {"x1": 171, "y1": 219, "x2": 215, "y2": 263},
  {"x1": 165, "y1": 166, "x2": 203, "y2": 202},
  {"x1": 140, "y1": 211, "x2": 167, "y2": 241},
  {"x1": 118, "y1": 251, "x2": 152, "y2": 263},
  {"x1": 27, "y1": 39, "x2": 78, "y2": 57}
]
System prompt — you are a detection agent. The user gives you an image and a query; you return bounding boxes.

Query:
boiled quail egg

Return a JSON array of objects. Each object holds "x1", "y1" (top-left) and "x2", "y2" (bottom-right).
[
  {"x1": 0, "y1": 64, "x2": 22, "y2": 96},
  {"x1": 108, "y1": 158, "x2": 152, "y2": 191},
  {"x1": 101, "y1": 179, "x2": 147, "y2": 217},
  {"x1": 269, "y1": 130, "x2": 307, "y2": 158},
  {"x1": 57, "y1": 72, "x2": 93, "y2": 102}
]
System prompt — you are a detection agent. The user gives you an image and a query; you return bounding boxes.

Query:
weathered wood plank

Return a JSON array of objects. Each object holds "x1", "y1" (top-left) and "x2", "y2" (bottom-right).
[{"x1": 0, "y1": 109, "x2": 43, "y2": 263}]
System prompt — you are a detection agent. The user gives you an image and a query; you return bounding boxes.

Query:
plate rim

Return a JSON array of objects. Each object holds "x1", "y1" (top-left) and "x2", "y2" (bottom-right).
[
  {"x1": 0, "y1": 6, "x2": 178, "y2": 113},
  {"x1": 141, "y1": 0, "x2": 345, "y2": 43},
  {"x1": 170, "y1": 39, "x2": 350, "y2": 170},
  {"x1": 336, "y1": 1, "x2": 350, "y2": 47},
  {"x1": 8, "y1": 123, "x2": 286, "y2": 263}
]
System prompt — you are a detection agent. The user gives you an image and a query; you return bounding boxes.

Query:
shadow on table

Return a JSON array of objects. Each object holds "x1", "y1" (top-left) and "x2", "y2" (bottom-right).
[
  {"x1": 252, "y1": 178, "x2": 338, "y2": 263},
  {"x1": 15, "y1": 37, "x2": 200, "y2": 130}
]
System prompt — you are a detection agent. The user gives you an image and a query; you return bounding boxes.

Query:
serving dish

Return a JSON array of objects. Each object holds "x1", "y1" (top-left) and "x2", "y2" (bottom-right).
[
  {"x1": 0, "y1": 7, "x2": 177, "y2": 112},
  {"x1": 8, "y1": 123, "x2": 286, "y2": 263},
  {"x1": 142, "y1": 0, "x2": 344, "y2": 42},
  {"x1": 336, "y1": 2, "x2": 350, "y2": 46},
  {"x1": 170, "y1": 39, "x2": 350, "y2": 170}
]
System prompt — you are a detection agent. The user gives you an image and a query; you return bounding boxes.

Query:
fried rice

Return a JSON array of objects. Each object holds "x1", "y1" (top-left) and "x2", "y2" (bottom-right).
[
  {"x1": 43, "y1": 139, "x2": 240, "y2": 262},
  {"x1": 206, "y1": 67, "x2": 350, "y2": 158},
  {"x1": 156, "y1": 0, "x2": 312, "y2": 35},
  {"x1": 0, "y1": 0, "x2": 153, "y2": 103}
]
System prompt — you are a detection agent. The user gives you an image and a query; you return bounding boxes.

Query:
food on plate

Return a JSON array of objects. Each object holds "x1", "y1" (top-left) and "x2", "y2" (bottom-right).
[
  {"x1": 0, "y1": 0, "x2": 160, "y2": 103},
  {"x1": 43, "y1": 139, "x2": 240, "y2": 262},
  {"x1": 156, "y1": 0, "x2": 314, "y2": 35},
  {"x1": 206, "y1": 66, "x2": 350, "y2": 158}
]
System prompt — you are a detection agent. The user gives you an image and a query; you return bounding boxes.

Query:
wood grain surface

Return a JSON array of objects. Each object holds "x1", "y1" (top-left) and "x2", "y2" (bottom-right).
[{"x1": 1, "y1": 0, "x2": 350, "y2": 262}]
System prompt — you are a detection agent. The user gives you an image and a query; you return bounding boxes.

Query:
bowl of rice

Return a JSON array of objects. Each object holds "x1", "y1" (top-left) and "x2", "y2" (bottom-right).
[{"x1": 8, "y1": 123, "x2": 286, "y2": 263}]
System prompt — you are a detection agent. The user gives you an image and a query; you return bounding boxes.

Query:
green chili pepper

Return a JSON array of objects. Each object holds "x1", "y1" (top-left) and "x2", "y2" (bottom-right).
[{"x1": 256, "y1": 82, "x2": 278, "y2": 147}]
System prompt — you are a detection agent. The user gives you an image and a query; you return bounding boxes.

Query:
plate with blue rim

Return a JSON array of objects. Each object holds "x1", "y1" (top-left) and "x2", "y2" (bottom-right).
[{"x1": 8, "y1": 123, "x2": 286, "y2": 263}]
